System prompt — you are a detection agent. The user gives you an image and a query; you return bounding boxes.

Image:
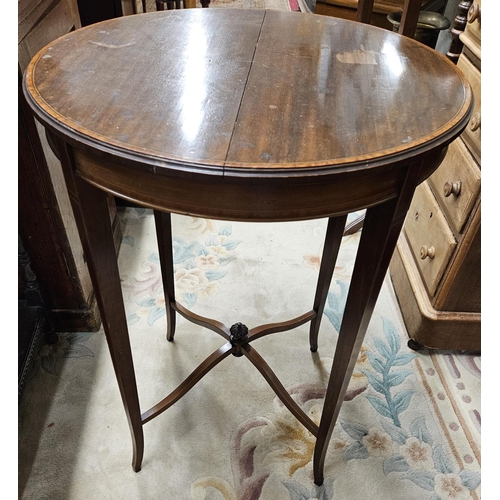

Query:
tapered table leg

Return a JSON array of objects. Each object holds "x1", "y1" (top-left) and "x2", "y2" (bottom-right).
[
  {"x1": 313, "y1": 164, "x2": 423, "y2": 485},
  {"x1": 309, "y1": 215, "x2": 347, "y2": 352},
  {"x1": 76, "y1": 177, "x2": 145, "y2": 472},
  {"x1": 154, "y1": 210, "x2": 176, "y2": 342},
  {"x1": 55, "y1": 139, "x2": 144, "y2": 473}
]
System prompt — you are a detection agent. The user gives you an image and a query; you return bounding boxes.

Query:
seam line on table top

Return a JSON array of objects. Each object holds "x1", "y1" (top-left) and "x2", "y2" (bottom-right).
[{"x1": 222, "y1": 10, "x2": 267, "y2": 179}]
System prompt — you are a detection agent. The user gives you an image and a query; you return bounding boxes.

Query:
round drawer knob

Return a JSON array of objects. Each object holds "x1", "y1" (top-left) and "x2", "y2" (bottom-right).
[
  {"x1": 420, "y1": 245, "x2": 436, "y2": 260},
  {"x1": 468, "y1": 2, "x2": 481, "y2": 23},
  {"x1": 469, "y1": 112, "x2": 481, "y2": 132},
  {"x1": 443, "y1": 180, "x2": 462, "y2": 197}
]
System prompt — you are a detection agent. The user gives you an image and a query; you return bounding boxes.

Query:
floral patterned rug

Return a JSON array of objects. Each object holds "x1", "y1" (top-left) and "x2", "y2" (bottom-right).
[{"x1": 18, "y1": 208, "x2": 480, "y2": 499}]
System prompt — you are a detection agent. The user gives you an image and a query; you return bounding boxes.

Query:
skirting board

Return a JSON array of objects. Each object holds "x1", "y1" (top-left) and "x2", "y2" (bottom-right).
[{"x1": 389, "y1": 231, "x2": 480, "y2": 351}]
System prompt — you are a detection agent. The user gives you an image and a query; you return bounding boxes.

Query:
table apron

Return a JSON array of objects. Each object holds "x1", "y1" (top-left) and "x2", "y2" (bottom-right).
[{"x1": 72, "y1": 147, "x2": 446, "y2": 222}]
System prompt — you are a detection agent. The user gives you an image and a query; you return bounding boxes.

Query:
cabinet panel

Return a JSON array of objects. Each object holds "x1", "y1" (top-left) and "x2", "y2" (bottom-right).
[
  {"x1": 18, "y1": 0, "x2": 121, "y2": 331},
  {"x1": 18, "y1": 0, "x2": 81, "y2": 71},
  {"x1": 404, "y1": 183, "x2": 457, "y2": 296},
  {"x1": 464, "y1": 0, "x2": 481, "y2": 46},
  {"x1": 457, "y1": 54, "x2": 481, "y2": 163},
  {"x1": 428, "y1": 138, "x2": 480, "y2": 234}
]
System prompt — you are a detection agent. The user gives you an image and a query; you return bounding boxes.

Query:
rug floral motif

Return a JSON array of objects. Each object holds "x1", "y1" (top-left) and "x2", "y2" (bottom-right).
[
  {"x1": 189, "y1": 308, "x2": 480, "y2": 500},
  {"x1": 121, "y1": 209, "x2": 481, "y2": 500},
  {"x1": 20, "y1": 208, "x2": 480, "y2": 499}
]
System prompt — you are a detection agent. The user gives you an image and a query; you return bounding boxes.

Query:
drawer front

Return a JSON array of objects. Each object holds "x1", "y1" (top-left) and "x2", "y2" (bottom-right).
[
  {"x1": 465, "y1": 0, "x2": 481, "y2": 46},
  {"x1": 457, "y1": 55, "x2": 481, "y2": 164},
  {"x1": 428, "y1": 138, "x2": 481, "y2": 234},
  {"x1": 404, "y1": 182, "x2": 457, "y2": 297}
]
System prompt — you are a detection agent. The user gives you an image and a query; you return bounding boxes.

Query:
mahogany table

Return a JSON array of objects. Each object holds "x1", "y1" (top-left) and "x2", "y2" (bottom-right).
[{"x1": 23, "y1": 9, "x2": 472, "y2": 485}]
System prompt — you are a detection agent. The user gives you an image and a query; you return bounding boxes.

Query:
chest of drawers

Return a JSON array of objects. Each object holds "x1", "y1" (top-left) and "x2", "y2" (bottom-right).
[{"x1": 389, "y1": 0, "x2": 481, "y2": 351}]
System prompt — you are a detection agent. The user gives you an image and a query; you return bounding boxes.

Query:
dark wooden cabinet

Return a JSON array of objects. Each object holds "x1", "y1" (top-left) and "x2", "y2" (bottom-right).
[
  {"x1": 76, "y1": 0, "x2": 124, "y2": 26},
  {"x1": 18, "y1": 0, "x2": 121, "y2": 333}
]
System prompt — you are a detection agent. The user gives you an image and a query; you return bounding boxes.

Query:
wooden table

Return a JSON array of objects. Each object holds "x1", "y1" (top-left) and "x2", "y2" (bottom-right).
[{"x1": 23, "y1": 9, "x2": 472, "y2": 485}]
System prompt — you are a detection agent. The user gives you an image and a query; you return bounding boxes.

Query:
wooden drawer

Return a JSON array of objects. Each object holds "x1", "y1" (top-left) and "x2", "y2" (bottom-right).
[
  {"x1": 457, "y1": 54, "x2": 481, "y2": 164},
  {"x1": 404, "y1": 182, "x2": 457, "y2": 297},
  {"x1": 428, "y1": 138, "x2": 481, "y2": 234}
]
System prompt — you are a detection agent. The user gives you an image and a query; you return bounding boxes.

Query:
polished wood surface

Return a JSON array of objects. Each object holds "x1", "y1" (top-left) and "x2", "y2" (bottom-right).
[
  {"x1": 26, "y1": 10, "x2": 470, "y2": 172},
  {"x1": 23, "y1": 9, "x2": 473, "y2": 486},
  {"x1": 25, "y1": 9, "x2": 472, "y2": 223}
]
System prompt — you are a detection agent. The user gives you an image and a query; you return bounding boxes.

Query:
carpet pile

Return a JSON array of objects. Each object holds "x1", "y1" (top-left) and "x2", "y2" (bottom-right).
[{"x1": 19, "y1": 208, "x2": 480, "y2": 499}]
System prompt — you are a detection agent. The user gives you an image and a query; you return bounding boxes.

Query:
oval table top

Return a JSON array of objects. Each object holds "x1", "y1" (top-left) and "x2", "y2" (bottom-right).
[
  {"x1": 24, "y1": 9, "x2": 472, "y2": 179},
  {"x1": 20, "y1": 10, "x2": 476, "y2": 484}
]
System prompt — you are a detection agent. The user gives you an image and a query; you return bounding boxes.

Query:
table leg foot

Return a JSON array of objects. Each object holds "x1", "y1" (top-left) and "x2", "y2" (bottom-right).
[
  {"x1": 313, "y1": 202, "x2": 399, "y2": 483},
  {"x1": 407, "y1": 338, "x2": 424, "y2": 351},
  {"x1": 309, "y1": 215, "x2": 347, "y2": 352},
  {"x1": 314, "y1": 476, "x2": 324, "y2": 486},
  {"x1": 313, "y1": 162, "x2": 424, "y2": 484},
  {"x1": 154, "y1": 210, "x2": 177, "y2": 342},
  {"x1": 54, "y1": 138, "x2": 147, "y2": 477}
]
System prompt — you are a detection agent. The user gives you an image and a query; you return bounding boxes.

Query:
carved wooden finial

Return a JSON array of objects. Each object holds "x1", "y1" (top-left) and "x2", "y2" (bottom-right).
[
  {"x1": 230, "y1": 322, "x2": 249, "y2": 357},
  {"x1": 446, "y1": 0, "x2": 474, "y2": 64}
]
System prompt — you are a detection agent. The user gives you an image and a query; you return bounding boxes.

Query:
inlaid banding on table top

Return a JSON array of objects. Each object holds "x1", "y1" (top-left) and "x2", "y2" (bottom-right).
[
  {"x1": 24, "y1": 9, "x2": 472, "y2": 174},
  {"x1": 23, "y1": 11, "x2": 474, "y2": 485}
]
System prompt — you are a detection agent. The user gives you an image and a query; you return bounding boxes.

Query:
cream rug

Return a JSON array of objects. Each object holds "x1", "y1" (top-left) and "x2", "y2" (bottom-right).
[{"x1": 19, "y1": 208, "x2": 481, "y2": 499}]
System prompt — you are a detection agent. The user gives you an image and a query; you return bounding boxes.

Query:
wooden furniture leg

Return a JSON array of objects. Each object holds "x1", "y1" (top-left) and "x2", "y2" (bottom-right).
[
  {"x1": 343, "y1": 213, "x2": 365, "y2": 236},
  {"x1": 447, "y1": 0, "x2": 474, "y2": 63},
  {"x1": 356, "y1": 0, "x2": 420, "y2": 38},
  {"x1": 55, "y1": 140, "x2": 144, "y2": 473},
  {"x1": 154, "y1": 211, "x2": 176, "y2": 342},
  {"x1": 356, "y1": 0, "x2": 375, "y2": 23},
  {"x1": 309, "y1": 215, "x2": 347, "y2": 353},
  {"x1": 313, "y1": 162, "x2": 424, "y2": 485},
  {"x1": 398, "y1": 0, "x2": 421, "y2": 38}
]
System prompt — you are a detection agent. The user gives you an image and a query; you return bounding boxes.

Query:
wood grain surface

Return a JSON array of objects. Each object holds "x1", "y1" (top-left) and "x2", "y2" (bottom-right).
[
  {"x1": 24, "y1": 9, "x2": 472, "y2": 173},
  {"x1": 22, "y1": 9, "x2": 474, "y2": 485}
]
